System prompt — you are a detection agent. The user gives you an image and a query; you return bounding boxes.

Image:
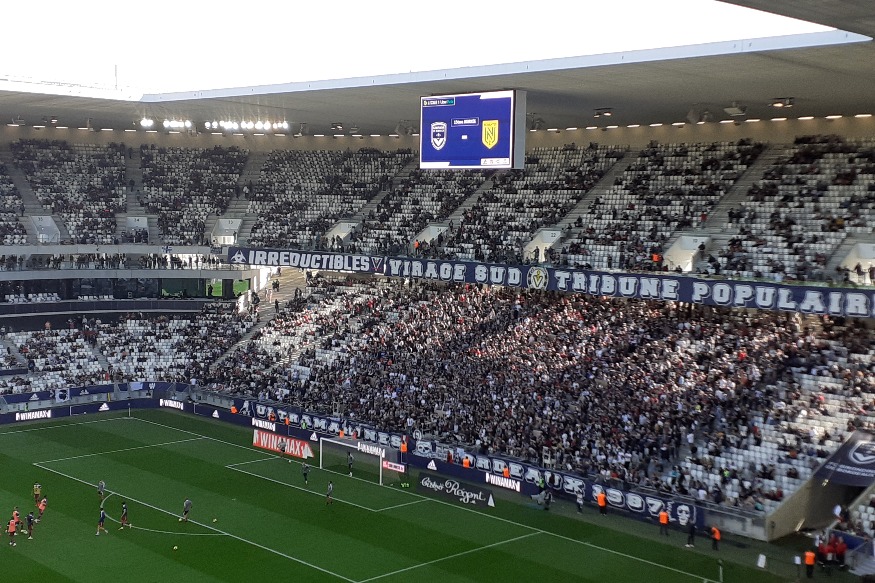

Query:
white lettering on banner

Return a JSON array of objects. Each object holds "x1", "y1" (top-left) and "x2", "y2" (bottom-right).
[
  {"x1": 485, "y1": 473, "x2": 521, "y2": 492},
  {"x1": 420, "y1": 476, "x2": 487, "y2": 505},
  {"x1": 251, "y1": 429, "x2": 313, "y2": 459},
  {"x1": 251, "y1": 418, "x2": 276, "y2": 432},
  {"x1": 15, "y1": 410, "x2": 52, "y2": 421},
  {"x1": 159, "y1": 399, "x2": 184, "y2": 411},
  {"x1": 357, "y1": 442, "x2": 386, "y2": 458},
  {"x1": 382, "y1": 460, "x2": 406, "y2": 472}
]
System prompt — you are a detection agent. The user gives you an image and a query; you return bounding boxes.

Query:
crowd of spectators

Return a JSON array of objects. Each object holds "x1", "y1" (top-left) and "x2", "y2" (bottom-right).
[
  {"x1": 140, "y1": 145, "x2": 248, "y2": 245},
  {"x1": 562, "y1": 140, "x2": 765, "y2": 272},
  {"x1": 11, "y1": 140, "x2": 127, "y2": 244},
  {"x1": 353, "y1": 169, "x2": 486, "y2": 256},
  {"x1": 0, "y1": 164, "x2": 27, "y2": 245},
  {"x1": 197, "y1": 277, "x2": 874, "y2": 514},
  {"x1": 247, "y1": 148, "x2": 413, "y2": 248},
  {"x1": 711, "y1": 135, "x2": 875, "y2": 282}
]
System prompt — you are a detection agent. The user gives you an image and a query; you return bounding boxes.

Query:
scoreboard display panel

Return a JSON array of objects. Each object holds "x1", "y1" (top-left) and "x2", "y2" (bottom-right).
[{"x1": 420, "y1": 90, "x2": 526, "y2": 169}]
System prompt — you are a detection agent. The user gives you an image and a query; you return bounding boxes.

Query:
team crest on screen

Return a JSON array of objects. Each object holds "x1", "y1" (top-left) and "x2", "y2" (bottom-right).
[
  {"x1": 526, "y1": 266, "x2": 548, "y2": 290},
  {"x1": 430, "y1": 122, "x2": 447, "y2": 151},
  {"x1": 849, "y1": 440, "x2": 875, "y2": 465},
  {"x1": 482, "y1": 120, "x2": 499, "y2": 149}
]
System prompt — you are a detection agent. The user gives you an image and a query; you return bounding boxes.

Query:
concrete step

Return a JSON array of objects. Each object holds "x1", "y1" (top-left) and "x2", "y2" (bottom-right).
[
  {"x1": 705, "y1": 144, "x2": 785, "y2": 227},
  {"x1": 209, "y1": 269, "x2": 307, "y2": 371},
  {"x1": 556, "y1": 153, "x2": 631, "y2": 231}
]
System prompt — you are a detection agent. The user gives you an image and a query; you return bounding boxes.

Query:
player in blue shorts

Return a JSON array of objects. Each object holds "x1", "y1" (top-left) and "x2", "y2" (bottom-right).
[{"x1": 96, "y1": 508, "x2": 108, "y2": 535}]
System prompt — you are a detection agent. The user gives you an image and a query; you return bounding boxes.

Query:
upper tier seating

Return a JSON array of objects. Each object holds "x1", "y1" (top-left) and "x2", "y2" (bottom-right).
[
  {"x1": 0, "y1": 164, "x2": 26, "y2": 245},
  {"x1": 140, "y1": 145, "x2": 248, "y2": 245},
  {"x1": 11, "y1": 140, "x2": 127, "y2": 244},
  {"x1": 353, "y1": 169, "x2": 487, "y2": 255},
  {"x1": 715, "y1": 135, "x2": 875, "y2": 282},
  {"x1": 439, "y1": 144, "x2": 624, "y2": 263},
  {"x1": 562, "y1": 140, "x2": 765, "y2": 272},
  {"x1": 247, "y1": 148, "x2": 414, "y2": 248}
]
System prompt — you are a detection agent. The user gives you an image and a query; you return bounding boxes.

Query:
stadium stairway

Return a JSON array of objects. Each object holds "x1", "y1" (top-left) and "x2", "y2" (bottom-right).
[
  {"x1": 825, "y1": 233, "x2": 871, "y2": 280},
  {"x1": 124, "y1": 147, "x2": 145, "y2": 199},
  {"x1": 441, "y1": 170, "x2": 497, "y2": 228},
  {"x1": 237, "y1": 150, "x2": 268, "y2": 192},
  {"x1": 0, "y1": 149, "x2": 48, "y2": 243},
  {"x1": 555, "y1": 156, "x2": 630, "y2": 232},
  {"x1": 221, "y1": 151, "x2": 269, "y2": 245},
  {"x1": 208, "y1": 268, "x2": 307, "y2": 371},
  {"x1": 349, "y1": 156, "x2": 421, "y2": 224},
  {"x1": 703, "y1": 144, "x2": 784, "y2": 228},
  {"x1": 0, "y1": 336, "x2": 27, "y2": 368}
]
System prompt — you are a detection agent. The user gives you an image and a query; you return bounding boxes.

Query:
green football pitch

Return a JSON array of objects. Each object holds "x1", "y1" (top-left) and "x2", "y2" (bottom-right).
[{"x1": 0, "y1": 409, "x2": 804, "y2": 582}]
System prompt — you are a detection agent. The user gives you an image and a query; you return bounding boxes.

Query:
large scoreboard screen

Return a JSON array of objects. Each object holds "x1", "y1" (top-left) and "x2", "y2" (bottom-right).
[{"x1": 419, "y1": 90, "x2": 526, "y2": 170}]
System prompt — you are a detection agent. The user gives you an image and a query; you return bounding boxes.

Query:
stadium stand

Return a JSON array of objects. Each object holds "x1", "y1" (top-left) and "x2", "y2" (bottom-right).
[
  {"x1": 10, "y1": 140, "x2": 127, "y2": 244},
  {"x1": 436, "y1": 144, "x2": 623, "y2": 263},
  {"x1": 354, "y1": 168, "x2": 487, "y2": 255},
  {"x1": 0, "y1": 163, "x2": 26, "y2": 245},
  {"x1": 140, "y1": 145, "x2": 248, "y2": 245},
  {"x1": 561, "y1": 140, "x2": 764, "y2": 271},
  {"x1": 96, "y1": 303, "x2": 256, "y2": 382},
  {"x1": 0, "y1": 137, "x2": 871, "y2": 518},
  {"x1": 713, "y1": 135, "x2": 875, "y2": 282},
  {"x1": 246, "y1": 148, "x2": 413, "y2": 249}
]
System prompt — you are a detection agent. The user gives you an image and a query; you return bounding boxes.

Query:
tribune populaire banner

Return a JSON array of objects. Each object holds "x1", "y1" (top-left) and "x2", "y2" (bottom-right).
[
  {"x1": 815, "y1": 431, "x2": 875, "y2": 487},
  {"x1": 228, "y1": 247, "x2": 875, "y2": 318}
]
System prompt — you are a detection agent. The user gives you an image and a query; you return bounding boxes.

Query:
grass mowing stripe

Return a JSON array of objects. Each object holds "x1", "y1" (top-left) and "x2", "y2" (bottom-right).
[
  {"x1": 357, "y1": 532, "x2": 541, "y2": 583},
  {"x1": 33, "y1": 461, "x2": 358, "y2": 583},
  {"x1": 35, "y1": 437, "x2": 206, "y2": 464},
  {"x1": 226, "y1": 463, "x2": 379, "y2": 512},
  {"x1": 132, "y1": 414, "x2": 719, "y2": 582}
]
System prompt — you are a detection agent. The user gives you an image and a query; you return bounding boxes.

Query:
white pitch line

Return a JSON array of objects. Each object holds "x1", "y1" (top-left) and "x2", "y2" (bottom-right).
[
  {"x1": 226, "y1": 464, "x2": 378, "y2": 513},
  {"x1": 225, "y1": 457, "x2": 278, "y2": 468},
  {"x1": 130, "y1": 415, "x2": 715, "y2": 582},
  {"x1": 35, "y1": 437, "x2": 206, "y2": 464},
  {"x1": 104, "y1": 515, "x2": 225, "y2": 537},
  {"x1": 373, "y1": 499, "x2": 428, "y2": 513},
  {"x1": 34, "y1": 462, "x2": 357, "y2": 582},
  {"x1": 357, "y1": 532, "x2": 540, "y2": 583},
  {"x1": 0, "y1": 416, "x2": 130, "y2": 437}
]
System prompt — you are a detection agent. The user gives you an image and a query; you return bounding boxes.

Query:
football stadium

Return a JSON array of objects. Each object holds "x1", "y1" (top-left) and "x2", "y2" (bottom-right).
[{"x1": 1, "y1": 1, "x2": 875, "y2": 581}]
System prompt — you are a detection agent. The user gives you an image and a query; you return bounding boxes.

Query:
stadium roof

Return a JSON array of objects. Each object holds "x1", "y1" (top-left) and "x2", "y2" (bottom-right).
[{"x1": 0, "y1": 1, "x2": 872, "y2": 136}]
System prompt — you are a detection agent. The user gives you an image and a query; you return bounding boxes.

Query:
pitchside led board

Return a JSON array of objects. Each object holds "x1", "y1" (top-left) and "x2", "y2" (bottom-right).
[{"x1": 420, "y1": 90, "x2": 527, "y2": 170}]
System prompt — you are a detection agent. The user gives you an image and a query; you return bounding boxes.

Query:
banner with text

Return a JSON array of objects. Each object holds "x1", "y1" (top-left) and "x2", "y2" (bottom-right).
[
  {"x1": 252, "y1": 429, "x2": 314, "y2": 459},
  {"x1": 411, "y1": 443, "x2": 702, "y2": 529},
  {"x1": 416, "y1": 471, "x2": 495, "y2": 508},
  {"x1": 815, "y1": 431, "x2": 875, "y2": 487},
  {"x1": 227, "y1": 247, "x2": 873, "y2": 317}
]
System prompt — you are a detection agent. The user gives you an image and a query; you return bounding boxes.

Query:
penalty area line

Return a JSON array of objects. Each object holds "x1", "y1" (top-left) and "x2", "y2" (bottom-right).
[
  {"x1": 35, "y1": 437, "x2": 207, "y2": 464},
  {"x1": 226, "y1": 464, "x2": 379, "y2": 513},
  {"x1": 129, "y1": 415, "x2": 714, "y2": 581}
]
